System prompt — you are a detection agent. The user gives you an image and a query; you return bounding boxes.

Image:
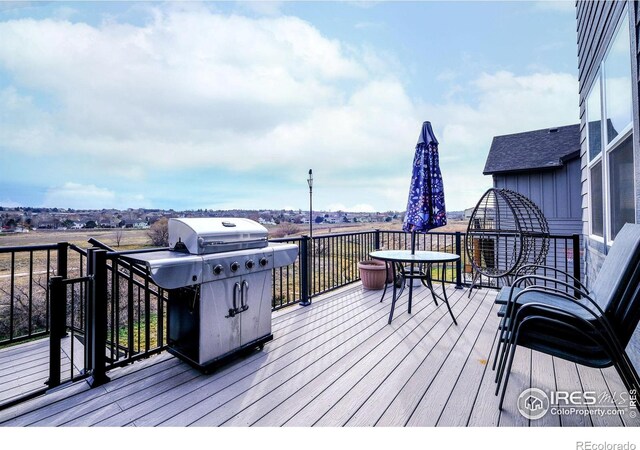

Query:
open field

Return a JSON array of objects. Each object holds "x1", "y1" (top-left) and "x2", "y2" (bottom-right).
[
  {"x1": 0, "y1": 229, "x2": 152, "y2": 250},
  {"x1": 298, "y1": 219, "x2": 467, "y2": 236},
  {"x1": 0, "y1": 220, "x2": 469, "y2": 250}
]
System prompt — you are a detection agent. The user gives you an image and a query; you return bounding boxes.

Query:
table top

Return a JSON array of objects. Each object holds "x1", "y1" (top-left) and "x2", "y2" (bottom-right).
[{"x1": 369, "y1": 250, "x2": 460, "y2": 264}]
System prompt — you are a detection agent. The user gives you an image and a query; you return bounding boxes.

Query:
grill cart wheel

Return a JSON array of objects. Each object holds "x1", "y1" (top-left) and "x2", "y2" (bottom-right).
[{"x1": 465, "y1": 188, "x2": 549, "y2": 294}]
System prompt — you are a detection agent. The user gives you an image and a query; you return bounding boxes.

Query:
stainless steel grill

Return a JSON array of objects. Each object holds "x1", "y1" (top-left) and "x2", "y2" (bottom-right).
[{"x1": 128, "y1": 218, "x2": 297, "y2": 372}]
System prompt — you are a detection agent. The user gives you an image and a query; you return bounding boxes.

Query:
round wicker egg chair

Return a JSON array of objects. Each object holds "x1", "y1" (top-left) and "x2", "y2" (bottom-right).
[{"x1": 465, "y1": 188, "x2": 549, "y2": 294}]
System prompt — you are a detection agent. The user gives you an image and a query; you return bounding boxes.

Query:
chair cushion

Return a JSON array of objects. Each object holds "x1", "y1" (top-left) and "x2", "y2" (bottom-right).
[
  {"x1": 504, "y1": 289, "x2": 599, "y2": 321},
  {"x1": 509, "y1": 320, "x2": 614, "y2": 369}
]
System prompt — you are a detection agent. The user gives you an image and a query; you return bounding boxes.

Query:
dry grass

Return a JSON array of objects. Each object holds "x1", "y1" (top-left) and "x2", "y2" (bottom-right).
[
  {"x1": 268, "y1": 219, "x2": 468, "y2": 238},
  {"x1": 0, "y1": 228, "x2": 152, "y2": 249}
]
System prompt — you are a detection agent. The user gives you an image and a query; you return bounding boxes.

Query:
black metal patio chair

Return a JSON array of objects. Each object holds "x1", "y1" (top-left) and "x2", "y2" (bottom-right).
[{"x1": 492, "y1": 223, "x2": 640, "y2": 409}]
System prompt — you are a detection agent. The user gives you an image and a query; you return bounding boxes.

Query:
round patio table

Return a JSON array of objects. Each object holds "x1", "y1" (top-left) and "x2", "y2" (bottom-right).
[{"x1": 369, "y1": 250, "x2": 459, "y2": 326}]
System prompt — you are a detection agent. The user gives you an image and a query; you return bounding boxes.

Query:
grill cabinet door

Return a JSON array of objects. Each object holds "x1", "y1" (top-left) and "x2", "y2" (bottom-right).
[
  {"x1": 238, "y1": 270, "x2": 272, "y2": 346},
  {"x1": 198, "y1": 277, "x2": 241, "y2": 365}
]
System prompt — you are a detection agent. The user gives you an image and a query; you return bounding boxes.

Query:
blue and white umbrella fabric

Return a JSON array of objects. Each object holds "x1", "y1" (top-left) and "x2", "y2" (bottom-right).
[{"x1": 402, "y1": 121, "x2": 447, "y2": 252}]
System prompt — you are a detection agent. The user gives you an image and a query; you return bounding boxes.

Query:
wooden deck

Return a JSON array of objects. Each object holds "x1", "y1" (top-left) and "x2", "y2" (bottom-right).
[
  {"x1": 0, "y1": 283, "x2": 637, "y2": 427},
  {"x1": 0, "y1": 335, "x2": 82, "y2": 407}
]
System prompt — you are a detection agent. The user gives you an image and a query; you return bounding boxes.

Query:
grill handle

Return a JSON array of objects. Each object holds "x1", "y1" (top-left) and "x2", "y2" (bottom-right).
[
  {"x1": 226, "y1": 282, "x2": 242, "y2": 318},
  {"x1": 198, "y1": 237, "x2": 268, "y2": 248},
  {"x1": 240, "y1": 280, "x2": 250, "y2": 313}
]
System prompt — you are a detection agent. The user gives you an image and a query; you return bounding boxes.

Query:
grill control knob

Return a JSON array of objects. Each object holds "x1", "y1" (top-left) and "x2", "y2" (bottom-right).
[
  {"x1": 213, "y1": 264, "x2": 223, "y2": 275},
  {"x1": 259, "y1": 257, "x2": 269, "y2": 267},
  {"x1": 245, "y1": 260, "x2": 254, "y2": 270},
  {"x1": 230, "y1": 262, "x2": 240, "y2": 272}
]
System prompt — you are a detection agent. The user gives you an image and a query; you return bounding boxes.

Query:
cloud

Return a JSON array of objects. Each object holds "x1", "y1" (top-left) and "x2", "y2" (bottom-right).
[
  {"x1": 0, "y1": 199, "x2": 21, "y2": 208},
  {"x1": 415, "y1": 70, "x2": 579, "y2": 209},
  {"x1": 0, "y1": 11, "x2": 374, "y2": 171},
  {"x1": 0, "y1": 1, "x2": 45, "y2": 13},
  {"x1": 236, "y1": 1, "x2": 284, "y2": 17},
  {"x1": 43, "y1": 182, "x2": 149, "y2": 209},
  {"x1": 0, "y1": 7, "x2": 579, "y2": 212},
  {"x1": 0, "y1": 9, "x2": 420, "y2": 187}
]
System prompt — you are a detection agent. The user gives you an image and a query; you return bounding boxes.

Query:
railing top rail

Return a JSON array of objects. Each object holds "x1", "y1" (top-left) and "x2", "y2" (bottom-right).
[
  {"x1": 310, "y1": 230, "x2": 378, "y2": 239},
  {"x1": 548, "y1": 233, "x2": 581, "y2": 239},
  {"x1": 379, "y1": 230, "x2": 458, "y2": 236},
  {"x1": 380, "y1": 229, "x2": 578, "y2": 240},
  {"x1": 0, "y1": 243, "x2": 61, "y2": 253},
  {"x1": 69, "y1": 243, "x2": 88, "y2": 256},
  {"x1": 269, "y1": 237, "x2": 304, "y2": 243},
  {"x1": 104, "y1": 247, "x2": 168, "y2": 257}
]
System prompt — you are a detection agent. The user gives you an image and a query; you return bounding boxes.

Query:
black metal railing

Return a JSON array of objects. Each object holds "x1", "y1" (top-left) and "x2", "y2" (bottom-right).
[
  {"x1": 462, "y1": 233, "x2": 582, "y2": 293},
  {"x1": 48, "y1": 273, "x2": 92, "y2": 388},
  {"x1": 0, "y1": 243, "x2": 60, "y2": 345},
  {"x1": 85, "y1": 241, "x2": 169, "y2": 376},
  {"x1": 271, "y1": 230, "x2": 380, "y2": 309},
  {"x1": 0, "y1": 229, "x2": 581, "y2": 408},
  {"x1": 270, "y1": 230, "x2": 581, "y2": 309},
  {"x1": 0, "y1": 242, "x2": 90, "y2": 410}
]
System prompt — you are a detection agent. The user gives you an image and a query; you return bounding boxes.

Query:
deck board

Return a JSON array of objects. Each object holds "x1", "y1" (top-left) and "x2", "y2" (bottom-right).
[
  {"x1": 0, "y1": 282, "x2": 636, "y2": 427},
  {"x1": 0, "y1": 339, "x2": 50, "y2": 407},
  {"x1": 530, "y1": 351, "x2": 561, "y2": 427},
  {"x1": 404, "y1": 290, "x2": 495, "y2": 426},
  {"x1": 277, "y1": 287, "x2": 468, "y2": 427},
  {"x1": 435, "y1": 291, "x2": 500, "y2": 426},
  {"x1": 359, "y1": 289, "x2": 486, "y2": 427}
]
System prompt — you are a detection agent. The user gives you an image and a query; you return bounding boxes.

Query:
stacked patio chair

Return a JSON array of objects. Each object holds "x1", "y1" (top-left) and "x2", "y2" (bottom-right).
[{"x1": 492, "y1": 223, "x2": 640, "y2": 409}]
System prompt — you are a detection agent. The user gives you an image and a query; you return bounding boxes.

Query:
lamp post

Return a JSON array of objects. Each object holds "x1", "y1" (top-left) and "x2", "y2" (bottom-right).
[
  {"x1": 300, "y1": 169, "x2": 314, "y2": 307},
  {"x1": 307, "y1": 169, "x2": 313, "y2": 238}
]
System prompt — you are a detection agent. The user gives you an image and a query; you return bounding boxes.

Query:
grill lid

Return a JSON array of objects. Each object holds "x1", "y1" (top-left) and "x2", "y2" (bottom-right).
[{"x1": 169, "y1": 218, "x2": 268, "y2": 255}]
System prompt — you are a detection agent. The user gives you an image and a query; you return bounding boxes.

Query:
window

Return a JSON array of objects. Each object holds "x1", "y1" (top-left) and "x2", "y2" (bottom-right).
[
  {"x1": 587, "y1": 79, "x2": 602, "y2": 162},
  {"x1": 608, "y1": 135, "x2": 635, "y2": 239},
  {"x1": 590, "y1": 161, "x2": 604, "y2": 237},
  {"x1": 604, "y1": 18, "x2": 633, "y2": 144},
  {"x1": 586, "y1": 11, "x2": 635, "y2": 242}
]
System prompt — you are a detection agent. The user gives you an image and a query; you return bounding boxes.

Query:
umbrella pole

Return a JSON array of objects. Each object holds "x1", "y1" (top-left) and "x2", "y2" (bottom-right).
[{"x1": 411, "y1": 230, "x2": 416, "y2": 255}]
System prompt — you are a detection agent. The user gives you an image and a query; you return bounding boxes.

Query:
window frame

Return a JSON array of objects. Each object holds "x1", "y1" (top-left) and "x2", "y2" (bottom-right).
[
  {"x1": 586, "y1": 75, "x2": 605, "y2": 241},
  {"x1": 605, "y1": 129, "x2": 635, "y2": 240},
  {"x1": 585, "y1": 9, "x2": 635, "y2": 244}
]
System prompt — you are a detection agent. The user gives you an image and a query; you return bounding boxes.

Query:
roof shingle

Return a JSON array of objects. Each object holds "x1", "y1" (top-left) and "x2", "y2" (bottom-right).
[{"x1": 483, "y1": 124, "x2": 580, "y2": 175}]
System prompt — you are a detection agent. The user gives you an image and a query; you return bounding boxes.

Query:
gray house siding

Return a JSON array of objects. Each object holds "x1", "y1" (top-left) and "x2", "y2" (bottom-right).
[
  {"x1": 493, "y1": 157, "x2": 582, "y2": 237},
  {"x1": 492, "y1": 157, "x2": 582, "y2": 281},
  {"x1": 577, "y1": 0, "x2": 640, "y2": 376}
]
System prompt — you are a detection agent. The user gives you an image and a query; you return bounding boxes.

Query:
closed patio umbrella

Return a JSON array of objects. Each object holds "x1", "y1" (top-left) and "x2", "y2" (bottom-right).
[{"x1": 403, "y1": 121, "x2": 447, "y2": 254}]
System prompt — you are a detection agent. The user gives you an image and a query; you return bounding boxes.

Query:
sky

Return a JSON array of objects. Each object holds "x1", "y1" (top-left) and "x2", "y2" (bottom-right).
[{"x1": 0, "y1": 0, "x2": 580, "y2": 213}]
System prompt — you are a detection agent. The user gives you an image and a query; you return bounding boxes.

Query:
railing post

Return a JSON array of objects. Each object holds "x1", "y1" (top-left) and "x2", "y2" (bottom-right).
[
  {"x1": 46, "y1": 276, "x2": 65, "y2": 389},
  {"x1": 300, "y1": 236, "x2": 311, "y2": 306},
  {"x1": 56, "y1": 242, "x2": 68, "y2": 279},
  {"x1": 374, "y1": 229, "x2": 381, "y2": 250},
  {"x1": 85, "y1": 248, "x2": 95, "y2": 374},
  {"x1": 88, "y1": 249, "x2": 110, "y2": 387},
  {"x1": 572, "y1": 234, "x2": 581, "y2": 299},
  {"x1": 454, "y1": 232, "x2": 463, "y2": 289}
]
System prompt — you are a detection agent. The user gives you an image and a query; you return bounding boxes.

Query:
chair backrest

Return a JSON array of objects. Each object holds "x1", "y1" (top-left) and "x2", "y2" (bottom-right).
[
  {"x1": 614, "y1": 262, "x2": 640, "y2": 345},
  {"x1": 591, "y1": 223, "x2": 640, "y2": 341}
]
